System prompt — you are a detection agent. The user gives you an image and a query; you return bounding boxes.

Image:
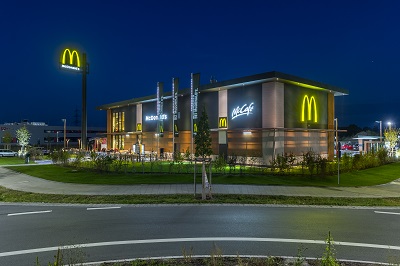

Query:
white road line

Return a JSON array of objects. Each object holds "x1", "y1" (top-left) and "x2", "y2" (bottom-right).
[
  {"x1": 374, "y1": 211, "x2": 400, "y2": 216},
  {"x1": 0, "y1": 237, "x2": 399, "y2": 257},
  {"x1": 7, "y1": 210, "x2": 52, "y2": 217},
  {"x1": 87, "y1": 206, "x2": 121, "y2": 211}
]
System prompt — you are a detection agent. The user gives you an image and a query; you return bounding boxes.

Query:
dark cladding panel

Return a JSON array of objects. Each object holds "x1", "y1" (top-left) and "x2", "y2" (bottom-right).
[
  {"x1": 284, "y1": 84, "x2": 328, "y2": 129},
  {"x1": 198, "y1": 91, "x2": 218, "y2": 128},
  {"x1": 179, "y1": 94, "x2": 192, "y2": 131},
  {"x1": 125, "y1": 105, "x2": 136, "y2": 132},
  {"x1": 163, "y1": 98, "x2": 172, "y2": 132},
  {"x1": 227, "y1": 84, "x2": 262, "y2": 129}
]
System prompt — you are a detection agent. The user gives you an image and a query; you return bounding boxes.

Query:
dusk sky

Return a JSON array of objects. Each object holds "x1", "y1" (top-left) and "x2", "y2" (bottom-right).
[{"x1": 1, "y1": 0, "x2": 399, "y2": 129}]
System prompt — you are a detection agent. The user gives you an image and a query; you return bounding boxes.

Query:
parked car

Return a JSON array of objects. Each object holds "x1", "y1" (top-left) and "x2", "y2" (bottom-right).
[
  {"x1": 0, "y1": 149, "x2": 18, "y2": 157},
  {"x1": 341, "y1": 143, "x2": 353, "y2": 150}
]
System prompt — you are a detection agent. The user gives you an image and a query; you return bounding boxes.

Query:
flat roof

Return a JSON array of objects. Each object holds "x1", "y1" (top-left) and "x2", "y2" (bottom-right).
[{"x1": 97, "y1": 71, "x2": 348, "y2": 110}]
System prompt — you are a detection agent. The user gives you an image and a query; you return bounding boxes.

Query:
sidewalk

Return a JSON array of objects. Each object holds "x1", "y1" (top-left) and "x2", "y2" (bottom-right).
[{"x1": 0, "y1": 165, "x2": 400, "y2": 198}]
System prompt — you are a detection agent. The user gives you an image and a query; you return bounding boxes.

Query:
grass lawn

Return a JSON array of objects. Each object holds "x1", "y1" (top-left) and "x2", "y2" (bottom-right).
[
  {"x1": 7, "y1": 162, "x2": 400, "y2": 187},
  {"x1": 2, "y1": 186, "x2": 400, "y2": 206},
  {"x1": 0, "y1": 157, "x2": 27, "y2": 165}
]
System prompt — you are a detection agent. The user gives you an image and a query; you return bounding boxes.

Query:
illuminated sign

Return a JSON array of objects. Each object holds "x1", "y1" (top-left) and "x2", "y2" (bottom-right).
[
  {"x1": 231, "y1": 103, "x2": 254, "y2": 120},
  {"x1": 60, "y1": 48, "x2": 81, "y2": 71},
  {"x1": 172, "y1": 78, "x2": 179, "y2": 120},
  {"x1": 301, "y1": 95, "x2": 317, "y2": 122},
  {"x1": 145, "y1": 114, "x2": 167, "y2": 121},
  {"x1": 191, "y1": 73, "x2": 200, "y2": 136},
  {"x1": 219, "y1": 117, "x2": 228, "y2": 129},
  {"x1": 136, "y1": 123, "x2": 142, "y2": 132},
  {"x1": 174, "y1": 124, "x2": 179, "y2": 136}
]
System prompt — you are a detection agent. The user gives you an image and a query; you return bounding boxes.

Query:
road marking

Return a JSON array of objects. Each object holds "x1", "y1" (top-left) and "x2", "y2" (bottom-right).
[
  {"x1": 87, "y1": 207, "x2": 121, "y2": 211},
  {"x1": 0, "y1": 237, "x2": 399, "y2": 257},
  {"x1": 374, "y1": 211, "x2": 400, "y2": 216},
  {"x1": 7, "y1": 210, "x2": 52, "y2": 217}
]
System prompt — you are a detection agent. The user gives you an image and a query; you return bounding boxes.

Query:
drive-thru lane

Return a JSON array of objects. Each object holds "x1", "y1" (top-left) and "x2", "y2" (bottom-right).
[{"x1": 1, "y1": 203, "x2": 400, "y2": 265}]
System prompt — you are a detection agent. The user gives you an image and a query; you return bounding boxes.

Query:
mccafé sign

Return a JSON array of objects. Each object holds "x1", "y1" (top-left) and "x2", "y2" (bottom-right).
[
  {"x1": 231, "y1": 102, "x2": 254, "y2": 120},
  {"x1": 301, "y1": 95, "x2": 318, "y2": 122},
  {"x1": 60, "y1": 48, "x2": 81, "y2": 71}
]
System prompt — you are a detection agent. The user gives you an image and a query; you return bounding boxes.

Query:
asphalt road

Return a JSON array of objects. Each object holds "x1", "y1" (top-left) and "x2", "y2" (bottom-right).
[{"x1": 1, "y1": 204, "x2": 400, "y2": 265}]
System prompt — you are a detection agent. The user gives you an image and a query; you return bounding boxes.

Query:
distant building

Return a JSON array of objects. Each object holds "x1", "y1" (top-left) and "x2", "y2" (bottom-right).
[
  {"x1": 0, "y1": 120, "x2": 105, "y2": 150},
  {"x1": 97, "y1": 71, "x2": 348, "y2": 163}
]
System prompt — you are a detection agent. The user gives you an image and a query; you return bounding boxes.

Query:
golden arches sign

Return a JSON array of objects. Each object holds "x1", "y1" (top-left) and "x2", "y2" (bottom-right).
[
  {"x1": 301, "y1": 95, "x2": 317, "y2": 123},
  {"x1": 136, "y1": 123, "x2": 142, "y2": 132},
  {"x1": 218, "y1": 117, "x2": 227, "y2": 128},
  {"x1": 60, "y1": 48, "x2": 81, "y2": 71}
]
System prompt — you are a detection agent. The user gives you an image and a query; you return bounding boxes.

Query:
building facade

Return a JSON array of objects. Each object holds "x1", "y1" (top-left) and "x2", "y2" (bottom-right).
[
  {"x1": 0, "y1": 121, "x2": 106, "y2": 150},
  {"x1": 97, "y1": 71, "x2": 348, "y2": 164}
]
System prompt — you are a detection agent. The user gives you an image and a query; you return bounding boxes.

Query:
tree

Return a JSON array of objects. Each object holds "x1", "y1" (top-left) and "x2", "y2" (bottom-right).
[
  {"x1": 384, "y1": 127, "x2": 399, "y2": 157},
  {"x1": 2, "y1": 131, "x2": 13, "y2": 149},
  {"x1": 194, "y1": 106, "x2": 213, "y2": 199},
  {"x1": 194, "y1": 106, "x2": 213, "y2": 159},
  {"x1": 16, "y1": 126, "x2": 31, "y2": 153}
]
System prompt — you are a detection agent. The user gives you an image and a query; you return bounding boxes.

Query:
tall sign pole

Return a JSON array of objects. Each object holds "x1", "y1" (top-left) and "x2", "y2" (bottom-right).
[
  {"x1": 157, "y1": 82, "x2": 164, "y2": 158},
  {"x1": 81, "y1": 53, "x2": 88, "y2": 150},
  {"x1": 59, "y1": 48, "x2": 88, "y2": 150},
  {"x1": 190, "y1": 73, "x2": 200, "y2": 157},
  {"x1": 191, "y1": 73, "x2": 200, "y2": 197},
  {"x1": 172, "y1": 78, "x2": 179, "y2": 155}
]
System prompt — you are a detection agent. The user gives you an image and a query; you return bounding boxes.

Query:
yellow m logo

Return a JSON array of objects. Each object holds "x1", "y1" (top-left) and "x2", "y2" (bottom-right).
[
  {"x1": 219, "y1": 117, "x2": 227, "y2": 128},
  {"x1": 61, "y1": 48, "x2": 81, "y2": 67},
  {"x1": 301, "y1": 95, "x2": 317, "y2": 122},
  {"x1": 159, "y1": 125, "x2": 164, "y2": 133},
  {"x1": 136, "y1": 123, "x2": 142, "y2": 132}
]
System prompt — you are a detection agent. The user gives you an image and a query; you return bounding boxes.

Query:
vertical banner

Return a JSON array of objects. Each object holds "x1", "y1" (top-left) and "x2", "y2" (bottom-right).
[
  {"x1": 172, "y1": 78, "x2": 179, "y2": 137},
  {"x1": 157, "y1": 82, "x2": 164, "y2": 137},
  {"x1": 191, "y1": 73, "x2": 200, "y2": 137}
]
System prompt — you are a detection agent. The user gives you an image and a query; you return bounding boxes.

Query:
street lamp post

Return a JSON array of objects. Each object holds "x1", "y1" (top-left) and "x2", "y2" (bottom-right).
[
  {"x1": 375, "y1": 120, "x2": 382, "y2": 144},
  {"x1": 62, "y1": 119, "x2": 66, "y2": 149},
  {"x1": 334, "y1": 118, "x2": 340, "y2": 185}
]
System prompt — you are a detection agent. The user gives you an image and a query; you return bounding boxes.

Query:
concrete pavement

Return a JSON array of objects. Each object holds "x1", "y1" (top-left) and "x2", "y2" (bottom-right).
[{"x1": 0, "y1": 165, "x2": 400, "y2": 198}]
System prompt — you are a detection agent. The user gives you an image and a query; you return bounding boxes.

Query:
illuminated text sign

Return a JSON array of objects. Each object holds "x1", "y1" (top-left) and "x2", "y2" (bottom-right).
[
  {"x1": 145, "y1": 114, "x2": 167, "y2": 121},
  {"x1": 231, "y1": 102, "x2": 254, "y2": 120}
]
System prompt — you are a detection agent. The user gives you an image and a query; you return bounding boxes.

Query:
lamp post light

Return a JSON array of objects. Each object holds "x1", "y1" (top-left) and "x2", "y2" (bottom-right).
[
  {"x1": 375, "y1": 120, "x2": 382, "y2": 143},
  {"x1": 62, "y1": 119, "x2": 66, "y2": 149},
  {"x1": 388, "y1": 121, "x2": 392, "y2": 130},
  {"x1": 334, "y1": 118, "x2": 340, "y2": 185}
]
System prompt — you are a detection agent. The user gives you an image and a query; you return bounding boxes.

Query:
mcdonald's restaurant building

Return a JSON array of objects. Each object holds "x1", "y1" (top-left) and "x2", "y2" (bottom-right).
[{"x1": 97, "y1": 71, "x2": 348, "y2": 164}]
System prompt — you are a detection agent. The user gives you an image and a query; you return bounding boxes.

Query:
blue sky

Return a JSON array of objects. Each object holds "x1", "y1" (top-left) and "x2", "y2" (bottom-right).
[{"x1": 1, "y1": 0, "x2": 399, "y2": 128}]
